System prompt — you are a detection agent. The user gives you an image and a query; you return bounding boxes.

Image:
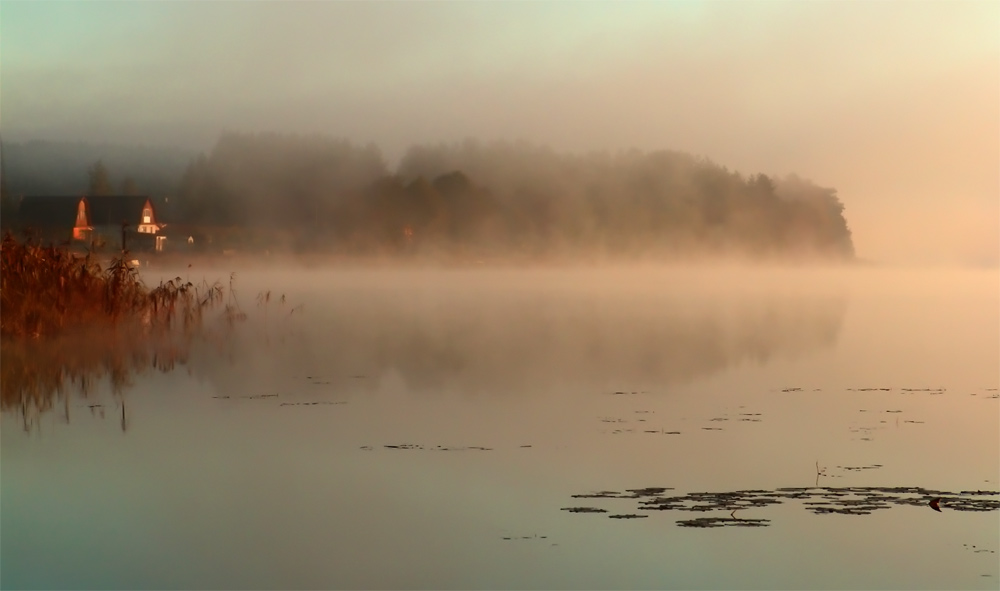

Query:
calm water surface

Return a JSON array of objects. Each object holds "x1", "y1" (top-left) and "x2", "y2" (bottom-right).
[{"x1": 2, "y1": 266, "x2": 998, "y2": 590}]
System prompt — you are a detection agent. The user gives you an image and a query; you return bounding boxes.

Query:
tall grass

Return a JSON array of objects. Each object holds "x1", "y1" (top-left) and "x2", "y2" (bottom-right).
[{"x1": 0, "y1": 232, "x2": 243, "y2": 430}]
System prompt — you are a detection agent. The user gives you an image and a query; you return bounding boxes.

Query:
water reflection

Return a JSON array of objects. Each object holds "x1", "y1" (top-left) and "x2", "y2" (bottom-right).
[
  {"x1": 1, "y1": 279, "x2": 848, "y2": 430},
  {"x1": 0, "y1": 331, "x2": 186, "y2": 431},
  {"x1": 187, "y1": 289, "x2": 848, "y2": 396},
  {"x1": 3, "y1": 270, "x2": 996, "y2": 590}
]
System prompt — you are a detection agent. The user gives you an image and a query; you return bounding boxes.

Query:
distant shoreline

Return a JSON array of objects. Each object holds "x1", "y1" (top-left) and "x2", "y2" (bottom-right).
[{"x1": 131, "y1": 249, "x2": 869, "y2": 272}]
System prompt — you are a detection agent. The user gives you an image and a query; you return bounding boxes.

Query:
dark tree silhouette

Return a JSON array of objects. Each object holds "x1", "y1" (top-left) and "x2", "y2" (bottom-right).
[
  {"x1": 87, "y1": 160, "x2": 113, "y2": 196},
  {"x1": 121, "y1": 177, "x2": 138, "y2": 196}
]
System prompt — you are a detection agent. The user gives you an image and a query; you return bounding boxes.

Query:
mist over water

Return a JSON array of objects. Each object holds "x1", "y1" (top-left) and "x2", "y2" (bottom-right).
[
  {"x1": 181, "y1": 266, "x2": 848, "y2": 396},
  {"x1": 2, "y1": 263, "x2": 998, "y2": 589}
]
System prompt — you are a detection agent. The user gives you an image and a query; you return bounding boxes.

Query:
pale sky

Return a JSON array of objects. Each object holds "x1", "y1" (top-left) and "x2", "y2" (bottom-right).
[{"x1": 2, "y1": 1, "x2": 997, "y2": 265}]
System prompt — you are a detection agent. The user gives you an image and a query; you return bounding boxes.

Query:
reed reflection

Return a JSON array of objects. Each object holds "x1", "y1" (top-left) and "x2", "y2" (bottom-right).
[{"x1": 0, "y1": 234, "x2": 239, "y2": 431}]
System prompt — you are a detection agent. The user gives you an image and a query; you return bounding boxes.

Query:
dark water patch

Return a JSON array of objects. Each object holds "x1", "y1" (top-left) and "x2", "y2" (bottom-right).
[
  {"x1": 884, "y1": 410, "x2": 902, "y2": 413},
  {"x1": 570, "y1": 488, "x2": 673, "y2": 500},
  {"x1": 904, "y1": 420, "x2": 925, "y2": 424},
  {"x1": 279, "y1": 401, "x2": 346, "y2": 406},
  {"x1": 838, "y1": 464, "x2": 883, "y2": 472},
  {"x1": 781, "y1": 387, "x2": 802, "y2": 392},
  {"x1": 626, "y1": 487, "x2": 673, "y2": 497},
  {"x1": 638, "y1": 502, "x2": 686, "y2": 511},
  {"x1": 608, "y1": 514, "x2": 648, "y2": 519},
  {"x1": 241, "y1": 393, "x2": 279, "y2": 399},
  {"x1": 572, "y1": 491, "x2": 632, "y2": 499},
  {"x1": 962, "y1": 544, "x2": 996, "y2": 554},
  {"x1": 501, "y1": 534, "x2": 549, "y2": 540},
  {"x1": 376, "y1": 444, "x2": 493, "y2": 451},
  {"x1": 931, "y1": 499, "x2": 1000, "y2": 512},
  {"x1": 300, "y1": 376, "x2": 332, "y2": 384},
  {"x1": 709, "y1": 417, "x2": 729, "y2": 422},
  {"x1": 701, "y1": 427, "x2": 723, "y2": 431},
  {"x1": 564, "y1": 486, "x2": 999, "y2": 526},
  {"x1": 810, "y1": 506, "x2": 885, "y2": 515},
  {"x1": 561, "y1": 507, "x2": 608, "y2": 513},
  {"x1": 677, "y1": 517, "x2": 770, "y2": 528}
]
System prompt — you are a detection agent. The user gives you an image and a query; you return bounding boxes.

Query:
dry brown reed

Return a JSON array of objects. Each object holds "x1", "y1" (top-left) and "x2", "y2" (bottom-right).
[{"x1": 1, "y1": 232, "x2": 244, "y2": 430}]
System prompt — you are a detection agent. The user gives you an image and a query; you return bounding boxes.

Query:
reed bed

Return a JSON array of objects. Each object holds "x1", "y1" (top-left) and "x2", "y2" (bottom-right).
[{"x1": 1, "y1": 233, "x2": 244, "y2": 430}]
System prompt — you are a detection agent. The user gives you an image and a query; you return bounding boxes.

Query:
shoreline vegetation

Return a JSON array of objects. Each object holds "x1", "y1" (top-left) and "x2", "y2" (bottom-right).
[
  {"x1": 3, "y1": 135, "x2": 856, "y2": 261},
  {"x1": 0, "y1": 233, "x2": 244, "y2": 431}
]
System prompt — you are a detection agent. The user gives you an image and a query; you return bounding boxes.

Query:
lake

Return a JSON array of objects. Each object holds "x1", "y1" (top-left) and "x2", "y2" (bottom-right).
[{"x1": 2, "y1": 265, "x2": 998, "y2": 590}]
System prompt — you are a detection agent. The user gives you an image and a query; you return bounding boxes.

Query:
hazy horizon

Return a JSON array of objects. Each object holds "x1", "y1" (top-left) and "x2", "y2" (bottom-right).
[{"x1": 3, "y1": 1, "x2": 997, "y2": 266}]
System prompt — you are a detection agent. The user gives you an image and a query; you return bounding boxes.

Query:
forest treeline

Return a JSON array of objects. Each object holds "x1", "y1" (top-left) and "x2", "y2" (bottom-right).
[
  {"x1": 3, "y1": 133, "x2": 855, "y2": 259},
  {"x1": 177, "y1": 133, "x2": 854, "y2": 259}
]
